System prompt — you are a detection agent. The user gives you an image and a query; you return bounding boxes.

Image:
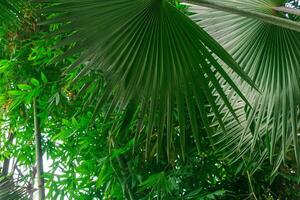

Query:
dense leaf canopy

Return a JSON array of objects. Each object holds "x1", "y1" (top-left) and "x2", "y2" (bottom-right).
[{"x1": 0, "y1": 0, "x2": 300, "y2": 199}]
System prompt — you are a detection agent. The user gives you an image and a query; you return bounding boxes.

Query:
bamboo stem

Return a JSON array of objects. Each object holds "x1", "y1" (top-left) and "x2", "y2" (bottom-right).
[
  {"x1": 1, "y1": 132, "x2": 13, "y2": 176},
  {"x1": 33, "y1": 98, "x2": 45, "y2": 200}
]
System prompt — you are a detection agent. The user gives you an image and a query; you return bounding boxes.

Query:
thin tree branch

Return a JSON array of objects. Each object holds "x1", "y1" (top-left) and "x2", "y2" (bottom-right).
[
  {"x1": 33, "y1": 98, "x2": 45, "y2": 200},
  {"x1": 1, "y1": 131, "x2": 14, "y2": 176}
]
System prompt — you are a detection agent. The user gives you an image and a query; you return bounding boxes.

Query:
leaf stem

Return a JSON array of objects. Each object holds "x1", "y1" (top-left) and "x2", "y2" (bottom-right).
[
  {"x1": 273, "y1": 6, "x2": 300, "y2": 16},
  {"x1": 247, "y1": 171, "x2": 258, "y2": 200},
  {"x1": 182, "y1": 0, "x2": 300, "y2": 32}
]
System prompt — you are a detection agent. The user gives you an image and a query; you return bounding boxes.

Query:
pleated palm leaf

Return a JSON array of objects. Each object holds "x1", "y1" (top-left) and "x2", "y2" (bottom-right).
[
  {"x1": 0, "y1": 176, "x2": 29, "y2": 200},
  {"x1": 188, "y1": 0, "x2": 300, "y2": 175},
  {"x1": 0, "y1": 0, "x2": 28, "y2": 51},
  {"x1": 38, "y1": 0, "x2": 257, "y2": 161},
  {"x1": 0, "y1": 0, "x2": 25, "y2": 26}
]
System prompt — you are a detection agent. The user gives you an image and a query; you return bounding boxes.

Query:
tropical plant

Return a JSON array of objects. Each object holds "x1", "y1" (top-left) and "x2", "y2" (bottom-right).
[
  {"x1": 0, "y1": 176, "x2": 29, "y2": 200},
  {"x1": 0, "y1": 0, "x2": 300, "y2": 199},
  {"x1": 39, "y1": 0, "x2": 300, "y2": 173},
  {"x1": 188, "y1": 0, "x2": 300, "y2": 176},
  {"x1": 0, "y1": 0, "x2": 24, "y2": 25},
  {"x1": 38, "y1": 0, "x2": 257, "y2": 163}
]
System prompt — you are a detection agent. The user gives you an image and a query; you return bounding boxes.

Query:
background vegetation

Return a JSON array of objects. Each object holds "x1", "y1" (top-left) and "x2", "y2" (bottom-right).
[{"x1": 0, "y1": 0, "x2": 300, "y2": 199}]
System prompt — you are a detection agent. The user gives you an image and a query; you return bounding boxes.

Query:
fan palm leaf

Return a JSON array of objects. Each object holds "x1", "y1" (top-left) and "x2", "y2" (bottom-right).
[
  {"x1": 37, "y1": 0, "x2": 256, "y2": 160},
  {"x1": 0, "y1": 0, "x2": 28, "y2": 51},
  {"x1": 188, "y1": 0, "x2": 300, "y2": 174},
  {"x1": 0, "y1": 176, "x2": 29, "y2": 200},
  {"x1": 0, "y1": 0, "x2": 25, "y2": 26}
]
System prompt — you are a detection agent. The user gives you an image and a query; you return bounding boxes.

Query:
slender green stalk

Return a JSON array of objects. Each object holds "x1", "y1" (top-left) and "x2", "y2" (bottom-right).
[
  {"x1": 247, "y1": 171, "x2": 258, "y2": 200},
  {"x1": 33, "y1": 98, "x2": 45, "y2": 200},
  {"x1": 182, "y1": 0, "x2": 300, "y2": 32},
  {"x1": 109, "y1": 137, "x2": 135, "y2": 200},
  {"x1": 274, "y1": 6, "x2": 300, "y2": 16}
]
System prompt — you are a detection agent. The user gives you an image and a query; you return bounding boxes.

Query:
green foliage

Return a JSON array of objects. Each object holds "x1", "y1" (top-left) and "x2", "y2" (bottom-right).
[
  {"x1": 0, "y1": 176, "x2": 29, "y2": 200},
  {"x1": 39, "y1": 0, "x2": 257, "y2": 163},
  {"x1": 190, "y1": 0, "x2": 300, "y2": 176},
  {"x1": 0, "y1": 0, "x2": 300, "y2": 199}
]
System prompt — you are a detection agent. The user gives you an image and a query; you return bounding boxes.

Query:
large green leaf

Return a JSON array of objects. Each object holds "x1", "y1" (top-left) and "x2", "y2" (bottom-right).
[
  {"x1": 188, "y1": 0, "x2": 300, "y2": 174},
  {"x1": 38, "y1": 0, "x2": 255, "y2": 160}
]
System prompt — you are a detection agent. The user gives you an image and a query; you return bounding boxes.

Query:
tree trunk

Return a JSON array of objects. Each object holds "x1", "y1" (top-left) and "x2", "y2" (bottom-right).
[
  {"x1": 33, "y1": 98, "x2": 45, "y2": 200},
  {"x1": 1, "y1": 132, "x2": 14, "y2": 176},
  {"x1": 1, "y1": 159, "x2": 10, "y2": 176}
]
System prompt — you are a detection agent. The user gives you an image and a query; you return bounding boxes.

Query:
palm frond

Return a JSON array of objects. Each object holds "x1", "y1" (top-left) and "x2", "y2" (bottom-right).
[
  {"x1": 188, "y1": 0, "x2": 300, "y2": 174},
  {"x1": 0, "y1": 0, "x2": 28, "y2": 50},
  {"x1": 0, "y1": 176, "x2": 29, "y2": 200},
  {"x1": 38, "y1": 0, "x2": 255, "y2": 161},
  {"x1": 0, "y1": 0, "x2": 25, "y2": 26}
]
